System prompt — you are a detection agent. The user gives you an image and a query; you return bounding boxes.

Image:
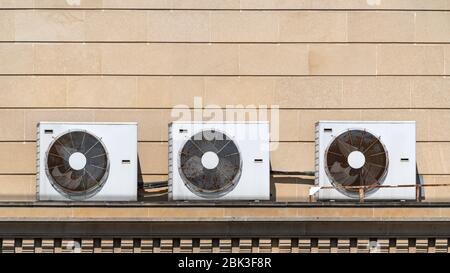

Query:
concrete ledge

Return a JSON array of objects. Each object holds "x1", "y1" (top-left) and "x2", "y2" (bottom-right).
[
  {"x1": 0, "y1": 206, "x2": 449, "y2": 222},
  {"x1": 1, "y1": 201, "x2": 450, "y2": 207}
]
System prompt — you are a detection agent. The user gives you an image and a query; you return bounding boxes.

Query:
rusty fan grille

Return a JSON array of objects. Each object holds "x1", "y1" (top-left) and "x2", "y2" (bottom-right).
[
  {"x1": 46, "y1": 131, "x2": 109, "y2": 200},
  {"x1": 179, "y1": 130, "x2": 242, "y2": 197},
  {"x1": 325, "y1": 129, "x2": 388, "y2": 195}
]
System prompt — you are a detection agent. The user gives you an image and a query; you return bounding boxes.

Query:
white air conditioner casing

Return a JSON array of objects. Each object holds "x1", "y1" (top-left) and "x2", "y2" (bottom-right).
[
  {"x1": 315, "y1": 121, "x2": 416, "y2": 201},
  {"x1": 169, "y1": 122, "x2": 270, "y2": 201},
  {"x1": 37, "y1": 122, "x2": 137, "y2": 201}
]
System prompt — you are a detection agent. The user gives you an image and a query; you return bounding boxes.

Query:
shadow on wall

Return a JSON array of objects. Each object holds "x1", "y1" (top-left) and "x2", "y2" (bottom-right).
[
  {"x1": 137, "y1": 156, "x2": 144, "y2": 186},
  {"x1": 270, "y1": 176, "x2": 315, "y2": 202},
  {"x1": 136, "y1": 160, "x2": 423, "y2": 203},
  {"x1": 269, "y1": 163, "x2": 315, "y2": 202},
  {"x1": 137, "y1": 159, "x2": 317, "y2": 202},
  {"x1": 416, "y1": 166, "x2": 424, "y2": 201},
  {"x1": 138, "y1": 156, "x2": 169, "y2": 202},
  {"x1": 269, "y1": 164, "x2": 424, "y2": 203}
]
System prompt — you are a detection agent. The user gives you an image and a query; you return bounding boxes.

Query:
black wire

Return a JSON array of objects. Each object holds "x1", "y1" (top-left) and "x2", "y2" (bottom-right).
[
  {"x1": 271, "y1": 170, "x2": 315, "y2": 176},
  {"x1": 139, "y1": 182, "x2": 169, "y2": 189}
]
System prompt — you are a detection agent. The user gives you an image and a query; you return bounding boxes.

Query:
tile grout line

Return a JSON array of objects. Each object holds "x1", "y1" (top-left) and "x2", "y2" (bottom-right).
[
  {"x1": 413, "y1": 11, "x2": 417, "y2": 43},
  {"x1": 409, "y1": 77, "x2": 413, "y2": 109},
  {"x1": 345, "y1": 11, "x2": 348, "y2": 42},
  {"x1": 134, "y1": 75, "x2": 138, "y2": 108},
  {"x1": 208, "y1": 10, "x2": 212, "y2": 43},
  {"x1": 238, "y1": 43, "x2": 241, "y2": 75},
  {"x1": 444, "y1": 46, "x2": 446, "y2": 75},
  {"x1": 375, "y1": 44, "x2": 378, "y2": 75},
  {"x1": 65, "y1": 76, "x2": 68, "y2": 108},
  {"x1": 276, "y1": 10, "x2": 280, "y2": 42},
  {"x1": 23, "y1": 108, "x2": 26, "y2": 142}
]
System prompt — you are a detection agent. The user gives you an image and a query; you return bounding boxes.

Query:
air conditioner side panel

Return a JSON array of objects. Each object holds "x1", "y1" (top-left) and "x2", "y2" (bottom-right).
[
  {"x1": 314, "y1": 122, "x2": 320, "y2": 187},
  {"x1": 36, "y1": 122, "x2": 41, "y2": 201},
  {"x1": 315, "y1": 122, "x2": 345, "y2": 200},
  {"x1": 37, "y1": 123, "x2": 59, "y2": 201},
  {"x1": 168, "y1": 123, "x2": 174, "y2": 201}
]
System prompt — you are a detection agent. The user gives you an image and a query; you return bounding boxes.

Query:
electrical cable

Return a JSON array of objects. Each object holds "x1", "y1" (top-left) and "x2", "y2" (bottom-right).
[
  {"x1": 139, "y1": 182, "x2": 168, "y2": 189},
  {"x1": 271, "y1": 170, "x2": 315, "y2": 176}
]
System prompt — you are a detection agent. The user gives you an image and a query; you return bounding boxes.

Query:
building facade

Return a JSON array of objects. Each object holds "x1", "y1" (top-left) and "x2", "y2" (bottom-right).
[{"x1": 0, "y1": 0, "x2": 450, "y2": 253}]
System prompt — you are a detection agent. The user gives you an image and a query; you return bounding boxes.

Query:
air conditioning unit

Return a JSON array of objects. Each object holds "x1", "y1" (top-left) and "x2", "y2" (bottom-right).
[
  {"x1": 37, "y1": 122, "x2": 138, "y2": 201},
  {"x1": 315, "y1": 121, "x2": 416, "y2": 201},
  {"x1": 169, "y1": 122, "x2": 270, "y2": 201}
]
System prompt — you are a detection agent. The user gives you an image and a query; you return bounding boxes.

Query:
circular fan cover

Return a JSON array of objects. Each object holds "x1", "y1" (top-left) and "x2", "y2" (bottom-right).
[
  {"x1": 46, "y1": 131, "x2": 110, "y2": 200},
  {"x1": 179, "y1": 130, "x2": 242, "y2": 197},
  {"x1": 325, "y1": 129, "x2": 388, "y2": 196}
]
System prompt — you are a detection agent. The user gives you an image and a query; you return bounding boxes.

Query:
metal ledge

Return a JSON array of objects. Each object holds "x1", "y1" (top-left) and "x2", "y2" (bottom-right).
[
  {"x1": 1, "y1": 201, "x2": 450, "y2": 208},
  {"x1": 1, "y1": 217, "x2": 450, "y2": 222}
]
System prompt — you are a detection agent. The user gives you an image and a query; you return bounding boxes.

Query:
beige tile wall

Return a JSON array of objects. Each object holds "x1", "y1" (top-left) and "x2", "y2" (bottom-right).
[
  {"x1": 1, "y1": 43, "x2": 449, "y2": 75},
  {"x1": 0, "y1": 0, "x2": 449, "y2": 202},
  {"x1": 2, "y1": 0, "x2": 449, "y2": 10},
  {"x1": 1, "y1": 10, "x2": 450, "y2": 42}
]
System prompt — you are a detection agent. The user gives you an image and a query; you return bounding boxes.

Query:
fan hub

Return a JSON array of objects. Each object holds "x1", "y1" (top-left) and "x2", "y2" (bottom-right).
[
  {"x1": 347, "y1": 151, "x2": 365, "y2": 169},
  {"x1": 69, "y1": 152, "x2": 87, "y2": 171},
  {"x1": 201, "y1": 151, "x2": 219, "y2": 170}
]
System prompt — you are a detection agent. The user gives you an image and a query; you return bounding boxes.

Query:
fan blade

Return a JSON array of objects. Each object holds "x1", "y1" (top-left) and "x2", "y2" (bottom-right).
[
  {"x1": 84, "y1": 141, "x2": 102, "y2": 157},
  {"x1": 347, "y1": 131, "x2": 354, "y2": 146},
  {"x1": 200, "y1": 139, "x2": 221, "y2": 154},
  {"x1": 69, "y1": 132, "x2": 76, "y2": 151},
  {"x1": 47, "y1": 153, "x2": 70, "y2": 171},
  {"x1": 181, "y1": 155, "x2": 203, "y2": 179},
  {"x1": 51, "y1": 169, "x2": 81, "y2": 191},
  {"x1": 358, "y1": 130, "x2": 366, "y2": 149},
  {"x1": 341, "y1": 174, "x2": 359, "y2": 187},
  {"x1": 216, "y1": 158, "x2": 236, "y2": 181},
  {"x1": 217, "y1": 140, "x2": 232, "y2": 154},
  {"x1": 364, "y1": 162, "x2": 385, "y2": 181},
  {"x1": 84, "y1": 164, "x2": 104, "y2": 182},
  {"x1": 188, "y1": 139, "x2": 205, "y2": 153},
  {"x1": 365, "y1": 161, "x2": 386, "y2": 169},
  {"x1": 70, "y1": 131, "x2": 86, "y2": 152},
  {"x1": 336, "y1": 138, "x2": 357, "y2": 157},
  {"x1": 223, "y1": 152, "x2": 239, "y2": 158},
  {"x1": 52, "y1": 141, "x2": 71, "y2": 158},
  {"x1": 362, "y1": 138, "x2": 381, "y2": 154},
  {"x1": 209, "y1": 172, "x2": 224, "y2": 191},
  {"x1": 67, "y1": 170, "x2": 84, "y2": 190},
  {"x1": 332, "y1": 169, "x2": 358, "y2": 186},
  {"x1": 327, "y1": 151, "x2": 345, "y2": 157},
  {"x1": 56, "y1": 134, "x2": 77, "y2": 154},
  {"x1": 84, "y1": 168, "x2": 101, "y2": 189},
  {"x1": 366, "y1": 151, "x2": 386, "y2": 158}
]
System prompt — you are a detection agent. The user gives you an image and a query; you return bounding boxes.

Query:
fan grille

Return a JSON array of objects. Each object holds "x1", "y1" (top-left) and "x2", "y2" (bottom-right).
[
  {"x1": 46, "y1": 131, "x2": 109, "y2": 199},
  {"x1": 179, "y1": 130, "x2": 242, "y2": 197},
  {"x1": 325, "y1": 129, "x2": 388, "y2": 195}
]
